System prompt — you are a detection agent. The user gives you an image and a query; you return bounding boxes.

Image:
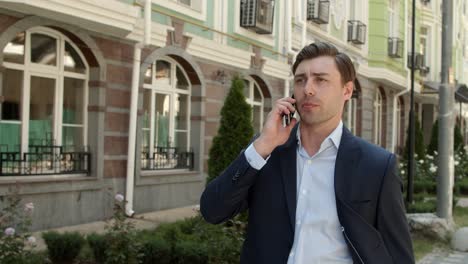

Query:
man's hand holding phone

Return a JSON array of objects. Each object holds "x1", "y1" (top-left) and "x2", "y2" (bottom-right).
[{"x1": 253, "y1": 96, "x2": 296, "y2": 159}]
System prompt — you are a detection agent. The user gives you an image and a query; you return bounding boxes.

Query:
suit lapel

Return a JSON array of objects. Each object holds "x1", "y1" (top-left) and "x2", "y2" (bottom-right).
[
  {"x1": 334, "y1": 127, "x2": 361, "y2": 202},
  {"x1": 280, "y1": 124, "x2": 299, "y2": 231}
]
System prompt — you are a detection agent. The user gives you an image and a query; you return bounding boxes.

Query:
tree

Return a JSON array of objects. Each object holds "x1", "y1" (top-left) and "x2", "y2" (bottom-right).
[
  {"x1": 404, "y1": 117, "x2": 425, "y2": 160},
  {"x1": 207, "y1": 77, "x2": 254, "y2": 184},
  {"x1": 427, "y1": 119, "x2": 465, "y2": 155}
]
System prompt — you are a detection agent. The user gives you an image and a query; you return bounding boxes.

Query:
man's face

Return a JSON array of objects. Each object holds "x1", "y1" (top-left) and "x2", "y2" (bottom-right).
[{"x1": 293, "y1": 56, "x2": 353, "y2": 127}]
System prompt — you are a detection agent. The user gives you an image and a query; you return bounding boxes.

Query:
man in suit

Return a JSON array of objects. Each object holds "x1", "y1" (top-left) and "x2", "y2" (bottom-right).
[{"x1": 200, "y1": 42, "x2": 414, "y2": 263}]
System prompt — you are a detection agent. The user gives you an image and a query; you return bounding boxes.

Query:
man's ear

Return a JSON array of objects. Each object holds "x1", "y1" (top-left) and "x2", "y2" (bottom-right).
[{"x1": 343, "y1": 81, "x2": 354, "y2": 100}]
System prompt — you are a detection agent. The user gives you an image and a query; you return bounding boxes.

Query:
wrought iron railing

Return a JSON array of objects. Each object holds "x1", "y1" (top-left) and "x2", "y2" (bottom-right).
[
  {"x1": 307, "y1": 0, "x2": 330, "y2": 24},
  {"x1": 141, "y1": 146, "x2": 194, "y2": 171},
  {"x1": 0, "y1": 144, "x2": 91, "y2": 176},
  {"x1": 347, "y1": 20, "x2": 366, "y2": 45}
]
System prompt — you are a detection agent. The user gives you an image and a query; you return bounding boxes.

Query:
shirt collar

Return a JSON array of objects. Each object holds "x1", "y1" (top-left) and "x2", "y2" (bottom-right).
[{"x1": 296, "y1": 121, "x2": 343, "y2": 150}]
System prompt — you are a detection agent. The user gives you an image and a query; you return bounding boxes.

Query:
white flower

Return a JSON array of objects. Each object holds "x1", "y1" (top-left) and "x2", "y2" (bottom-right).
[
  {"x1": 434, "y1": 151, "x2": 438, "y2": 155},
  {"x1": 429, "y1": 166, "x2": 437, "y2": 173},
  {"x1": 401, "y1": 170, "x2": 405, "y2": 175},
  {"x1": 426, "y1": 155, "x2": 433, "y2": 160},
  {"x1": 455, "y1": 161, "x2": 460, "y2": 166},
  {"x1": 24, "y1": 202, "x2": 34, "y2": 213},
  {"x1": 27, "y1": 236, "x2": 36, "y2": 244},
  {"x1": 4, "y1": 227, "x2": 15, "y2": 236},
  {"x1": 419, "y1": 160, "x2": 424, "y2": 164},
  {"x1": 115, "y1": 194, "x2": 124, "y2": 202}
]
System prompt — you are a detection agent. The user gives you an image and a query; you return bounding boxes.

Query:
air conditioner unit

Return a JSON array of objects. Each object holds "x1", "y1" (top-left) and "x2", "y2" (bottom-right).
[
  {"x1": 240, "y1": 0, "x2": 275, "y2": 34},
  {"x1": 307, "y1": 0, "x2": 330, "y2": 24},
  {"x1": 388, "y1": 37, "x2": 403, "y2": 58},
  {"x1": 421, "y1": 0, "x2": 430, "y2": 5},
  {"x1": 347, "y1": 20, "x2": 366, "y2": 45},
  {"x1": 407, "y1": 52, "x2": 424, "y2": 70}
]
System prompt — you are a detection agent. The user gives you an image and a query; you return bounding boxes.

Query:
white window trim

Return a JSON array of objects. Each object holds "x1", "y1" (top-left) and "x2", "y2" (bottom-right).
[
  {"x1": 2, "y1": 27, "x2": 89, "y2": 176},
  {"x1": 233, "y1": 0, "x2": 276, "y2": 47},
  {"x1": 388, "y1": 0, "x2": 399, "y2": 37},
  {"x1": 346, "y1": 97, "x2": 357, "y2": 135},
  {"x1": 142, "y1": 57, "x2": 192, "y2": 159},
  {"x1": 396, "y1": 99, "x2": 402, "y2": 152},
  {"x1": 244, "y1": 76, "x2": 265, "y2": 132},
  {"x1": 373, "y1": 91, "x2": 383, "y2": 145},
  {"x1": 152, "y1": 0, "x2": 207, "y2": 22}
]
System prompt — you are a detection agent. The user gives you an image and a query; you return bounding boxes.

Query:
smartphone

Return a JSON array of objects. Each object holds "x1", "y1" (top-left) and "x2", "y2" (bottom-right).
[{"x1": 282, "y1": 95, "x2": 295, "y2": 127}]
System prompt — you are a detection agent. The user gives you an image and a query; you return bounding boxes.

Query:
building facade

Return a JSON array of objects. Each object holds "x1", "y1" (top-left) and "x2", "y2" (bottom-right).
[{"x1": 0, "y1": 0, "x2": 466, "y2": 230}]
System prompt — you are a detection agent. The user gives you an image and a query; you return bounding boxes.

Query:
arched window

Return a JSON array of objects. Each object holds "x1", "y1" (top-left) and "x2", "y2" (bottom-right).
[
  {"x1": 373, "y1": 89, "x2": 384, "y2": 146},
  {"x1": 141, "y1": 57, "x2": 191, "y2": 169},
  {"x1": 1, "y1": 27, "x2": 89, "y2": 175},
  {"x1": 243, "y1": 77, "x2": 264, "y2": 134}
]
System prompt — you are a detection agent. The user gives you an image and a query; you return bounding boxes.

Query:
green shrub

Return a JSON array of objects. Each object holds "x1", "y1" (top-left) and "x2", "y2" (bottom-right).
[
  {"x1": 87, "y1": 233, "x2": 108, "y2": 263},
  {"x1": 407, "y1": 200, "x2": 436, "y2": 213},
  {"x1": 173, "y1": 240, "x2": 209, "y2": 264},
  {"x1": 42, "y1": 231, "x2": 84, "y2": 264},
  {"x1": 413, "y1": 180, "x2": 436, "y2": 195},
  {"x1": 138, "y1": 237, "x2": 172, "y2": 264},
  {"x1": 207, "y1": 76, "x2": 254, "y2": 184},
  {"x1": 455, "y1": 178, "x2": 468, "y2": 195}
]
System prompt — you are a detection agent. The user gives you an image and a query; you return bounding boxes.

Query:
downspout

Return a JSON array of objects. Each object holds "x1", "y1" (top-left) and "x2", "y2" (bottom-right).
[
  {"x1": 391, "y1": 0, "x2": 411, "y2": 153},
  {"x1": 125, "y1": 0, "x2": 151, "y2": 216},
  {"x1": 301, "y1": 0, "x2": 307, "y2": 48}
]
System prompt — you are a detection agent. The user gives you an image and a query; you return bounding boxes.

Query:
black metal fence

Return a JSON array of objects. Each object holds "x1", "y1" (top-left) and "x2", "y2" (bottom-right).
[
  {"x1": 0, "y1": 144, "x2": 91, "y2": 176},
  {"x1": 141, "y1": 146, "x2": 194, "y2": 170}
]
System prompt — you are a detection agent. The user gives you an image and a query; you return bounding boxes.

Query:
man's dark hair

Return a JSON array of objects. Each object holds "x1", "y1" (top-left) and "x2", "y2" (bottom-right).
[{"x1": 292, "y1": 42, "x2": 356, "y2": 85}]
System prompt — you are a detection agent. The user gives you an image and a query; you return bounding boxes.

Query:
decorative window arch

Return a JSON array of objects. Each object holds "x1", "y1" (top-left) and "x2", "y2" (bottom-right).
[
  {"x1": 243, "y1": 76, "x2": 265, "y2": 134},
  {"x1": 1, "y1": 27, "x2": 89, "y2": 175},
  {"x1": 141, "y1": 57, "x2": 192, "y2": 170}
]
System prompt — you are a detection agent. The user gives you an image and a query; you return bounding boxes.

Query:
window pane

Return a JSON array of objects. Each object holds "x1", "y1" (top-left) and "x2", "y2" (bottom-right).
[
  {"x1": 62, "y1": 126, "x2": 83, "y2": 150},
  {"x1": 175, "y1": 94, "x2": 188, "y2": 130},
  {"x1": 29, "y1": 76, "x2": 55, "y2": 145},
  {"x1": 253, "y1": 105, "x2": 262, "y2": 133},
  {"x1": 174, "y1": 131, "x2": 188, "y2": 150},
  {"x1": 3, "y1": 32, "x2": 25, "y2": 64},
  {"x1": 154, "y1": 93, "x2": 170, "y2": 147},
  {"x1": 0, "y1": 123, "x2": 20, "y2": 152},
  {"x1": 141, "y1": 130, "x2": 150, "y2": 153},
  {"x1": 64, "y1": 42, "x2": 86, "y2": 74},
  {"x1": 254, "y1": 84, "x2": 262, "y2": 102},
  {"x1": 144, "y1": 64, "x2": 153, "y2": 84},
  {"x1": 31, "y1": 33, "x2": 57, "y2": 66},
  {"x1": 155, "y1": 60, "x2": 171, "y2": 84},
  {"x1": 63, "y1": 78, "x2": 84, "y2": 124},
  {"x1": 142, "y1": 89, "x2": 151, "y2": 129},
  {"x1": 1, "y1": 69, "x2": 23, "y2": 121},
  {"x1": 176, "y1": 66, "x2": 189, "y2": 90},
  {"x1": 243, "y1": 80, "x2": 250, "y2": 98}
]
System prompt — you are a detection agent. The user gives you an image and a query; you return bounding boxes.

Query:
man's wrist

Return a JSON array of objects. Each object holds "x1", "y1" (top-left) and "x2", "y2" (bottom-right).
[{"x1": 253, "y1": 136, "x2": 275, "y2": 159}]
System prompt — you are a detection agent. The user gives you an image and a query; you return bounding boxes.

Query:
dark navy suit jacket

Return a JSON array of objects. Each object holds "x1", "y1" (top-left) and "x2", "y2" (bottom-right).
[{"x1": 200, "y1": 125, "x2": 414, "y2": 263}]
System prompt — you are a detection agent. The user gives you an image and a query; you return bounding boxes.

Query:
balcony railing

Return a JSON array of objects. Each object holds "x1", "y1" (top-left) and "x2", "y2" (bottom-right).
[
  {"x1": 240, "y1": 0, "x2": 275, "y2": 34},
  {"x1": 307, "y1": 0, "x2": 330, "y2": 24},
  {"x1": 0, "y1": 144, "x2": 91, "y2": 176},
  {"x1": 141, "y1": 146, "x2": 194, "y2": 171},
  {"x1": 347, "y1": 20, "x2": 366, "y2": 45},
  {"x1": 388, "y1": 37, "x2": 403, "y2": 58}
]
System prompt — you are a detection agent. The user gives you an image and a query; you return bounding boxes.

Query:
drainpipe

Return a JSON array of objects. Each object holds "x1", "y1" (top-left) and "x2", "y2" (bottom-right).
[
  {"x1": 301, "y1": 0, "x2": 307, "y2": 48},
  {"x1": 391, "y1": 0, "x2": 411, "y2": 154},
  {"x1": 125, "y1": 0, "x2": 151, "y2": 217}
]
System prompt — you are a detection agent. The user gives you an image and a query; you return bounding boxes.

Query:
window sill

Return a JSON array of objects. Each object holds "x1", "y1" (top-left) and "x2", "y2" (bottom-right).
[
  {"x1": 0, "y1": 174, "x2": 94, "y2": 185},
  {"x1": 137, "y1": 169, "x2": 202, "y2": 186}
]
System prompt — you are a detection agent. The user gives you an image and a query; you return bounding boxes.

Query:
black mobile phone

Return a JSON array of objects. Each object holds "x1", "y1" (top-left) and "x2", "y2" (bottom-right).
[{"x1": 282, "y1": 95, "x2": 295, "y2": 127}]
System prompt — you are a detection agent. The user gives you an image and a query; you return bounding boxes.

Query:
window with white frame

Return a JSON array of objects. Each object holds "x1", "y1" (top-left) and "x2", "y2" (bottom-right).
[
  {"x1": 1, "y1": 28, "x2": 89, "y2": 175},
  {"x1": 348, "y1": 0, "x2": 363, "y2": 20},
  {"x1": 373, "y1": 90, "x2": 383, "y2": 145},
  {"x1": 388, "y1": 0, "x2": 399, "y2": 37},
  {"x1": 243, "y1": 78, "x2": 264, "y2": 134},
  {"x1": 420, "y1": 26, "x2": 430, "y2": 67},
  {"x1": 345, "y1": 97, "x2": 358, "y2": 134},
  {"x1": 175, "y1": 0, "x2": 202, "y2": 11},
  {"x1": 141, "y1": 58, "x2": 192, "y2": 170},
  {"x1": 1, "y1": 28, "x2": 88, "y2": 153}
]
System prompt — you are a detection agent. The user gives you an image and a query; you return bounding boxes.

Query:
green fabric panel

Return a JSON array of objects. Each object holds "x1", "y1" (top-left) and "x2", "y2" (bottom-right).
[
  {"x1": 29, "y1": 119, "x2": 52, "y2": 144},
  {"x1": 0, "y1": 123, "x2": 20, "y2": 151}
]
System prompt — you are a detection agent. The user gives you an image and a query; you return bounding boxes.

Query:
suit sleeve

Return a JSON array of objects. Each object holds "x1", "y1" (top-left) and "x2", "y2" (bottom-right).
[
  {"x1": 200, "y1": 149, "x2": 260, "y2": 224},
  {"x1": 377, "y1": 154, "x2": 415, "y2": 263}
]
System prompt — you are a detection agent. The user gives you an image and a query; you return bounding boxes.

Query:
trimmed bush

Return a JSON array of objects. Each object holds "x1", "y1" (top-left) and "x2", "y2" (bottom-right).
[
  {"x1": 407, "y1": 200, "x2": 436, "y2": 213},
  {"x1": 42, "y1": 231, "x2": 84, "y2": 264},
  {"x1": 207, "y1": 76, "x2": 254, "y2": 184},
  {"x1": 86, "y1": 233, "x2": 108, "y2": 263},
  {"x1": 173, "y1": 240, "x2": 209, "y2": 264},
  {"x1": 138, "y1": 237, "x2": 172, "y2": 264}
]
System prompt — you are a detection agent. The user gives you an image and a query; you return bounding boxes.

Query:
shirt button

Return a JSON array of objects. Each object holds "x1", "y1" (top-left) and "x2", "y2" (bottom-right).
[
  {"x1": 289, "y1": 252, "x2": 295, "y2": 257},
  {"x1": 307, "y1": 160, "x2": 312, "y2": 165},
  {"x1": 296, "y1": 220, "x2": 301, "y2": 225},
  {"x1": 302, "y1": 189, "x2": 307, "y2": 195}
]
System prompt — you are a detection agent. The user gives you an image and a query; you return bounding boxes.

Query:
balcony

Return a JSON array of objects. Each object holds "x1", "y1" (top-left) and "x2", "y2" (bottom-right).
[
  {"x1": 141, "y1": 146, "x2": 194, "y2": 171},
  {"x1": 347, "y1": 20, "x2": 366, "y2": 45},
  {"x1": 388, "y1": 37, "x2": 404, "y2": 58},
  {"x1": 307, "y1": 0, "x2": 330, "y2": 24},
  {"x1": 0, "y1": 144, "x2": 91, "y2": 176},
  {"x1": 240, "y1": 0, "x2": 275, "y2": 34}
]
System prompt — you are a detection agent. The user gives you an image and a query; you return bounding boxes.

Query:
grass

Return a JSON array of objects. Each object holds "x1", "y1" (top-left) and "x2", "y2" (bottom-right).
[{"x1": 412, "y1": 201, "x2": 468, "y2": 262}]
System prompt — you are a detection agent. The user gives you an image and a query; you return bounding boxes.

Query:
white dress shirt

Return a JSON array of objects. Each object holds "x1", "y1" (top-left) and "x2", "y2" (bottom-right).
[{"x1": 245, "y1": 121, "x2": 352, "y2": 264}]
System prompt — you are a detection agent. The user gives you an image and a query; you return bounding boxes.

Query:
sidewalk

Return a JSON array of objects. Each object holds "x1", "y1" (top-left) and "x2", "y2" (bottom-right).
[
  {"x1": 418, "y1": 250, "x2": 468, "y2": 264},
  {"x1": 31, "y1": 205, "x2": 199, "y2": 251}
]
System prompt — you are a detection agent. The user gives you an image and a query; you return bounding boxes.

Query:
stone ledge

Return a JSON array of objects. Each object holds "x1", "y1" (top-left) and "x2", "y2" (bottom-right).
[{"x1": 407, "y1": 213, "x2": 455, "y2": 240}]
